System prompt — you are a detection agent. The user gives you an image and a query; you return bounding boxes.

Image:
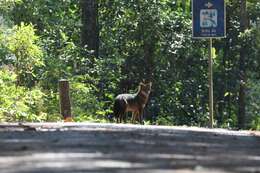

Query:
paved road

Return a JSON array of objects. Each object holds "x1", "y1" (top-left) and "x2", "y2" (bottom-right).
[{"x1": 0, "y1": 123, "x2": 260, "y2": 173}]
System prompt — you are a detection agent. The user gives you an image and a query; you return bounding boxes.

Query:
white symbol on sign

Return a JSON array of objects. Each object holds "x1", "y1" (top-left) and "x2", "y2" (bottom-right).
[
  {"x1": 200, "y1": 9, "x2": 217, "y2": 28},
  {"x1": 205, "y1": 2, "x2": 213, "y2": 8}
]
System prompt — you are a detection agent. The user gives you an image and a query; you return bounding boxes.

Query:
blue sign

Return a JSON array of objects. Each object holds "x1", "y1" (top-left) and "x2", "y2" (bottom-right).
[{"x1": 192, "y1": 0, "x2": 226, "y2": 38}]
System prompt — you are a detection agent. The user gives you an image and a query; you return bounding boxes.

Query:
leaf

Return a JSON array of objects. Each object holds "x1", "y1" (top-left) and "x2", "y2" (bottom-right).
[
  {"x1": 212, "y1": 47, "x2": 217, "y2": 59},
  {"x1": 224, "y1": 92, "x2": 230, "y2": 97}
]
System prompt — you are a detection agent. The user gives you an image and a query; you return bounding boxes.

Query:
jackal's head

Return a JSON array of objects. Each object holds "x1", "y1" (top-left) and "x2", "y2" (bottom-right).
[{"x1": 139, "y1": 81, "x2": 152, "y2": 94}]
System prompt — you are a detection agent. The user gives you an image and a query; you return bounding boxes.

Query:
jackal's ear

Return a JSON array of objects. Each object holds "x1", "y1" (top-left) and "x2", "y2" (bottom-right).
[
  {"x1": 139, "y1": 82, "x2": 145, "y2": 86},
  {"x1": 137, "y1": 84, "x2": 143, "y2": 91},
  {"x1": 145, "y1": 81, "x2": 152, "y2": 87}
]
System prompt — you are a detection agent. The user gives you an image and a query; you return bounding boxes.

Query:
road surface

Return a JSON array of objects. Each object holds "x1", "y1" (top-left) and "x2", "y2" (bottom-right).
[{"x1": 0, "y1": 123, "x2": 260, "y2": 173}]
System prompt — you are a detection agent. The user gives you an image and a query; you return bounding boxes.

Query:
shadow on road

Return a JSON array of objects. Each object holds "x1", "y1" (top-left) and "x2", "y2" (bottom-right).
[{"x1": 0, "y1": 124, "x2": 260, "y2": 173}]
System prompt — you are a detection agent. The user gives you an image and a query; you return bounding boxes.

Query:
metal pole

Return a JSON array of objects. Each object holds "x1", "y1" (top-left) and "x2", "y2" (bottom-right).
[{"x1": 208, "y1": 38, "x2": 214, "y2": 128}]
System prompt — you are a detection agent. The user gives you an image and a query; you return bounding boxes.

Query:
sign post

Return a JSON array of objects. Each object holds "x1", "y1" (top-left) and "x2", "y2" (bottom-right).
[
  {"x1": 192, "y1": 0, "x2": 226, "y2": 128},
  {"x1": 208, "y1": 38, "x2": 213, "y2": 128}
]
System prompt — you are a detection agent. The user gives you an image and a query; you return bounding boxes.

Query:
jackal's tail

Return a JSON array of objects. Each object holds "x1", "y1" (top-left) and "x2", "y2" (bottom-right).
[
  {"x1": 113, "y1": 98, "x2": 127, "y2": 123},
  {"x1": 113, "y1": 99, "x2": 121, "y2": 122}
]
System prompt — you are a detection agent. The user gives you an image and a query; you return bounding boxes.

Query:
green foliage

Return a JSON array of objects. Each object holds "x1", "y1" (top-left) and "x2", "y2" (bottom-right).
[
  {"x1": 156, "y1": 116, "x2": 175, "y2": 126},
  {"x1": 247, "y1": 79, "x2": 260, "y2": 130},
  {"x1": 0, "y1": 0, "x2": 259, "y2": 130},
  {"x1": 70, "y1": 75, "x2": 104, "y2": 121},
  {"x1": 0, "y1": 28, "x2": 9, "y2": 64},
  {"x1": 0, "y1": 68, "x2": 59, "y2": 122},
  {"x1": 0, "y1": 0, "x2": 22, "y2": 16},
  {"x1": 6, "y1": 23, "x2": 43, "y2": 86}
]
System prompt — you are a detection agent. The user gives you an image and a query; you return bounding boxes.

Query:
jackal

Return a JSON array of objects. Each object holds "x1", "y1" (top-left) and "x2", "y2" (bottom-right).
[{"x1": 113, "y1": 82, "x2": 152, "y2": 124}]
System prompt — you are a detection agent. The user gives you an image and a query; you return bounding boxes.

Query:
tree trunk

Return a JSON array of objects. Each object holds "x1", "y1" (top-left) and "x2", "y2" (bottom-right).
[
  {"x1": 80, "y1": 0, "x2": 99, "y2": 58},
  {"x1": 238, "y1": 0, "x2": 248, "y2": 129},
  {"x1": 143, "y1": 40, "x2": 155, "y2": 82},
  {"x1": 219, "y1": 11, "x2": 231, "y2": 125}
]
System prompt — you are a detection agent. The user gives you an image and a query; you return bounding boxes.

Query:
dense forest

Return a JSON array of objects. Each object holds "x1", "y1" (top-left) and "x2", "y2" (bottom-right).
[{"x1": 0, "y1": 0, "x2": 259, "y2": 129}]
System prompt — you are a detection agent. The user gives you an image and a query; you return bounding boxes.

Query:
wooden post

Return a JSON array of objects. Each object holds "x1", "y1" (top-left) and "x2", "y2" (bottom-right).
[{"x1": 59, "y1": 79, "x2": 72, "y2": 122}]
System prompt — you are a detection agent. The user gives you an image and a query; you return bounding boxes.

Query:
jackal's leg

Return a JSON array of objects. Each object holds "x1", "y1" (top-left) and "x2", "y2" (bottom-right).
[
  {"x1": 131, "y1": 111, "x2": 138, "y2": 124},
  {"x1": 116, "y1": 111, "x2": 121, "y2": 123},
  {"x1": 119, "y1": 111, "x2": 123, "y2": 123},
  {"x1": 138, "y1": 108, "x2": 144, "y2": 124},
  {"x1": 131, "y1": 112, "x2": 135, "y2": 123},
  {"x1": 123, "y1": 112, "x2": 127, "y2": 123},
  {"x1": 119, "y1": 110, "x2": 126, "y2": 123}
]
